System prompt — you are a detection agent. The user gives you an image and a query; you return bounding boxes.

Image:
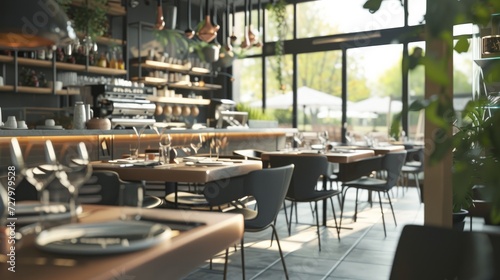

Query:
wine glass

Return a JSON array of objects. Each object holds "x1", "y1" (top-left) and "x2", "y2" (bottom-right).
[
  {"x1": 293, "y1": 132, "x2": 304, "y2": 149},
  {"x1": 190, "y1": 134, "x2": 204, "y2": 155},
  {"x1": 159, "y1": 132, "x2": 172, "y2": 164},
  {"x1": 317, "y1": 131, "x2": 329, "y2": 151},
  {"x1": 131, "y1": 125, "x2": 147, "y2": 159},
  {"x1": 209, "y1": 136, "x2": 221, "y2": 159}
]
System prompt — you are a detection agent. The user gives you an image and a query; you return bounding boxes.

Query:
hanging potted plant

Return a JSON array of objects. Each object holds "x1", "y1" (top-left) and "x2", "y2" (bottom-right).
[
  {"x1": 267, "y1": 0, "x2": 287, "y2": 92},
  {"x1": 58, "y1": 0, "x2": 109, "y2": 40}
]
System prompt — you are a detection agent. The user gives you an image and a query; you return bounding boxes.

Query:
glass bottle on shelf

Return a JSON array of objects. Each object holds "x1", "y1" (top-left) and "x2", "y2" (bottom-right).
[
  {"x1": 109, "y1": 51, "x2": 117, "y2": 69},
  {"x1": 97, "y1": 52, "x2": 107, "y2": 68},
  {"x1": 117, "y1": 52, "x2": 125, "y2": 70}
]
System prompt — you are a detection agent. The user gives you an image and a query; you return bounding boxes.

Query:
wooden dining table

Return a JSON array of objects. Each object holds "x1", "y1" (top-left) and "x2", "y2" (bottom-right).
[
  {"x1": 260, "y1": 147, "x2": 408, "y2": 226},
  {"x1": 91, "y1": 159, "x2": 263, "y2": 184},
  {"x1": 260, "y1": 149, "x2": 376, "y2": 164},
  {"x1": 91, "y1": 159, "x2": 263, "y2": 207},
  {"x1": 0, "y1": 205, "x2": 244, "y2": 280}
]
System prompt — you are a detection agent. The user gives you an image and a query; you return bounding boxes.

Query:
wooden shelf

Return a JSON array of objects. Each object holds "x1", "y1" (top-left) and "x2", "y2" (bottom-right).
[
  {"x1": 131, "y1": 76, "x2": 168, "y2": 85},
  {"x1": 86, "y1": 65, "x2": 127, "y2": 75},
  {"x1": 0, "y1": 85, "x2": 80, "y2": 95},
  {"x1": 0, "y1": 85, "x2": 14, "y2": 91},
  {"x1": 76, "y1": 32, "x2": 125, "y2": 46},
  {"x1": 147, "y1": 96, "x2": 211, "y2": 105},
  {"x1": 71, "y1": 0, "x2": 125, "y2": 16},
  {"x1": 0, "y1": 55, "x2": 126, "y2": 75},
  {"x1": 167, "y1": 83, "x2": 222, "y2": 91},
  {"x1": 131, "y1": 59, "x2": 212, "y2": 76}
]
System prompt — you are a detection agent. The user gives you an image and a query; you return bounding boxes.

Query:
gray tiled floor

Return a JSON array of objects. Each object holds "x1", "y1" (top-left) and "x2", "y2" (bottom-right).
[{"x1": 182, "y1": 185, "x2": 426, "y2": 280}]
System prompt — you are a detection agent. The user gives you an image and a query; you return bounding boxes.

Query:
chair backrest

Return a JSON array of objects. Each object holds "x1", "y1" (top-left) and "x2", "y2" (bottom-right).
[
  {"x1": 390, "y1": 224, "x2": 497, "y2": 280},
  {"x1": 243, "y1": 164, "x2": 294, "y2": 229},
  {"x1": 78, "y1": 171, "x2": 122, "y2": 205},
  {"x1": 269, "y1": 154, "x2": 328, "y2": 200},
  {"x1": 405, "y1": 147, "x2": 424, "y2": 171},
  {"x1": 381, "y1": 150, "x2": 407, "y2": 190},
  {"x1": 233, "y1": 149, "x2": 263, "y2": 160}
]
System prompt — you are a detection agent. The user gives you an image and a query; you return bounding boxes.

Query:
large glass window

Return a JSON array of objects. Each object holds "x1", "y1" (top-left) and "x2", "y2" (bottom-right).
[
  {"x1": 263, "y1": 54, "x2": 294, "y2": 128},
  {"x1": 296, "y1": 0, "x2": 404, "y2": 38},
  {"x1": 408, "y1": 0, "x2": 426, "y2": 26},
  {"x1": 264, "y1": 4, "x2": 294, "y2": 42},
  {"x1": 296, "y1": 50, "x2": 343, "y2": 141},
  {"x1": 346, "y1": 44, "x2": 403, "y2": 143}
]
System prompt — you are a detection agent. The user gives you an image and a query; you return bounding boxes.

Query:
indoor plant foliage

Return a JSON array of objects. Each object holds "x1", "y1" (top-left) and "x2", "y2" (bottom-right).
[
  {"x1": 267, "y1": 0, "x2": 287, "y2": 92},
  {"x1": 58, "y1": 0, "x2": 109, "y2": 39},
  {"x1": 378, "y1": 0, "x2": 500, "y2": 223}
]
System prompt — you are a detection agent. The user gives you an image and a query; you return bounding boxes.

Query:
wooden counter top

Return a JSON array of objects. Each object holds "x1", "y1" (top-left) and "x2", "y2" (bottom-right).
[{"x1": 0, "y1": 205, "x2": 244, "y2": 280}]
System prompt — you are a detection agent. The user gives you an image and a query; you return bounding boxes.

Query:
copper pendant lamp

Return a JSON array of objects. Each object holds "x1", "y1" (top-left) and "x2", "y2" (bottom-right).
[{"x1": 0, "y1": 0, "x2": 76, "y2": 49}]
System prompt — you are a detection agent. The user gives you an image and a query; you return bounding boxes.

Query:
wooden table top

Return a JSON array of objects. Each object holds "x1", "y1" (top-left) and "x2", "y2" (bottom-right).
[
  {"x1": 92, "y1": 159, "x2": 263, "y2": 183},
  {"x1": 0, "y1": 205, "x2": 243, "y2": 280},
  {"x1": 261, "y1": 149, "x2": 376, "y2": 164},
  {"x1": 336, "y1": 145, "x2": 406, "y2": 155}
]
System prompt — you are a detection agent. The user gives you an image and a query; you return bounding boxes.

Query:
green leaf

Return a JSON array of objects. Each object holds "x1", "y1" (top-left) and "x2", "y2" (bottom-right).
[
  {"x1": 363, "y1": 0, "x2": 383, "y2": 13},
  {"x1": 454, "y1": 36, "x2": 470, "y2": 53},
  {"x1": 422, "y1": 57, "x2": 449, "y2": 86}
]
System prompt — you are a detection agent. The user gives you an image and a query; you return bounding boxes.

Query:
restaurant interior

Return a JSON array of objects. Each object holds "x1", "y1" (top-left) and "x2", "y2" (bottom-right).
[{"x1": 1, "y1": 0, "x2": 500, "y2": 279}]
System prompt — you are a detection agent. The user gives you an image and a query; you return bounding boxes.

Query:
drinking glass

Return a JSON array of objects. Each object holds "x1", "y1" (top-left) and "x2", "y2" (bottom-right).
[
  {"x1": 131, "y1": 126, "x2": 147, "y2": 159},
  {"x1": 293, "y1": 132, "x2": 304, "y2": 149},
  {"x1": 318, "y1": 131, "x2": 329, "y2": 146},
  {"x1": 159, "y1": 133, "x2": 172, "y2": 164},
  {"x1": 190, "y1": 134, "x2": 204, "y2": 155},
  {"x1": 209, "y1": 136, "x2": 221, "y2": 159}
]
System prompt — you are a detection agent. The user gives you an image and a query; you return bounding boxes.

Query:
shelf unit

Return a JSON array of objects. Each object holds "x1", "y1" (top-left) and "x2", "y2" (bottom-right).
[
  {"x1": 130, "y1": 58, "x2": 220, "y2": 90},
  {"x1": 0, "y1": 54, "x2": 126, "y2": 95}
]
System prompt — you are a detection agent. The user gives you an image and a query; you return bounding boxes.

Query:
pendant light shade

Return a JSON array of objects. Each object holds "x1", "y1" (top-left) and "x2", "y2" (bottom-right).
[
  {"x1": 155, "y1": 0, "x2": 165, "y2": 30},
  {"x1": 0, "y1": 0, "x2": 76, "y2": 49}
]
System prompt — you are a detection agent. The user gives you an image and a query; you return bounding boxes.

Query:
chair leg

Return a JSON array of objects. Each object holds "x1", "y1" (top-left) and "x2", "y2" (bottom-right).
[
  {"x1": 329, "y1": 197, "x2": 340, "y2": 240},
  {"x1": 386, "y1": 191, "x2": 397, "y2": 227},
  {"x1": 282, "y1": 201, "x2": 291, "y2": 236},
  {"x1": 271, "y1": 224, "x2": 289, "y2": 280},
  {"x1": 240, "y1": 237, "x2": 246, "y2": 280},
  {"x1": 223, "y1": 247, "x2": 229, "y2": 280},
  {"x1": 414, "y1": 172, "x2": 423, "y2": 203},
  {"x1": 290, "y1": 201, "x2": 299, "y2": 224},
  {"x1": 287, "y1": 201, "x2": 294, "y2": 236},
  {"x1": 339, "y1": 186, "x2": 349, "y2": 236},
  {"x1": 354, "y1": 188, "x2": 359, "y2": 222},
  {"x1": 377, "y1": 192, "x2": 387, "y2": 237},
  {"x1": 314, "y1": 201, "x2": 321, "y2": 251}
]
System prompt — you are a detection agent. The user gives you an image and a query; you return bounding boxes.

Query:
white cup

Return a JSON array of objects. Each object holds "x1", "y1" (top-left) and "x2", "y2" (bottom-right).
[
  {"x1": 17, "y1": 120, "x2": 27, "y2": 129},
  {"x1": 45, "y1": 119, "x2": 55, "y2": 127},
  {"x1": 5, "y1": 116, "x2": 17, "y2": 128},
  {"x1": 47, "y1": 81, "x2": 63, "y2": 90}
]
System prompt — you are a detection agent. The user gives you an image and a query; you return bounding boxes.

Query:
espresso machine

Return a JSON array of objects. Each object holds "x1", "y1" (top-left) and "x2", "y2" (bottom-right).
[
  {"x1": 89, "y1": 85, "x2": 156, "y2": 128},
  {"x1": 207, "y1": 98, "x2": 248, "y2": 128}
]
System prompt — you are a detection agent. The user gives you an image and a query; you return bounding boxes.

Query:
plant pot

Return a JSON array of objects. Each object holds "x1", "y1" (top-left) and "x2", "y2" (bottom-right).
[{"x1": 452, "y1": 209, "x2": 469, "y2": 231}]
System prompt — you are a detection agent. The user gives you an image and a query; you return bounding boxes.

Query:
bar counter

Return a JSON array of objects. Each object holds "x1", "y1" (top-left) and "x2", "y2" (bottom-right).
[{"x1": 0, "y1": 128, "x2": 296, "y2": 165}]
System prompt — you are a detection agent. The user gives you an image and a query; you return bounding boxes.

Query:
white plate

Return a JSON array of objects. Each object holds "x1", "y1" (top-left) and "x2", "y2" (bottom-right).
[
  {"x1": 15, "y1": 202, "x2": 82, "y2": 224},
  {"x1": 0, "y1": 126, "x2": 28, "y2": 130},
  {"x1": 36, "y1": 220, "x2": 172, "y2": 255},
  {"x1": 195, "y1": 160, "x2": 232, "y2": 166}
]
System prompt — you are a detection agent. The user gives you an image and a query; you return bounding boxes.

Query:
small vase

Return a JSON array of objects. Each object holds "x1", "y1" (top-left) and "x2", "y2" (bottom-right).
[{"x1": 73, "y1": 102, "x2": 86, "y2": 129}]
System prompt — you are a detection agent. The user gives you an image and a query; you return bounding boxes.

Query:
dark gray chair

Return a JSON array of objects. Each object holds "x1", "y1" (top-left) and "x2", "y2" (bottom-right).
[
  {"x1": 232, "y1": 149, "x2": 264, "y2": 160},
  {"x1": 79, "y1": 170, "x2": 163, "y2": 208},
  {"x1": 203, "y1": 164, "x2": 294, "y2": 280},
  {"x1": 269, "y1": 154, "x2": 341, "y2": 251},
  {"x1": 390, "y1": 224, "x2": 499, "y2": 280},
  {"x1": 401, "y1": 147, "x2": 424, "y2": 202},
  {"x1": 340, "y1": 151, "x2": 407, "y2": 237}
]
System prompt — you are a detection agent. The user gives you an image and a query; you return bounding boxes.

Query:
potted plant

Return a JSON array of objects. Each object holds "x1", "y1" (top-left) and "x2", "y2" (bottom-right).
[{"x1": 369, "y1": 0, "x2": 500, "y2": 227}]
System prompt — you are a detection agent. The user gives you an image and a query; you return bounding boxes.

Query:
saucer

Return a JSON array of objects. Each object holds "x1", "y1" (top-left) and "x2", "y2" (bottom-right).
[
  {"x1": 36, "y1": 125, "x2": 64, "y2": 130},
  {"x1": 0, "y1": 126, "x2": 28, "y2": 130}
]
